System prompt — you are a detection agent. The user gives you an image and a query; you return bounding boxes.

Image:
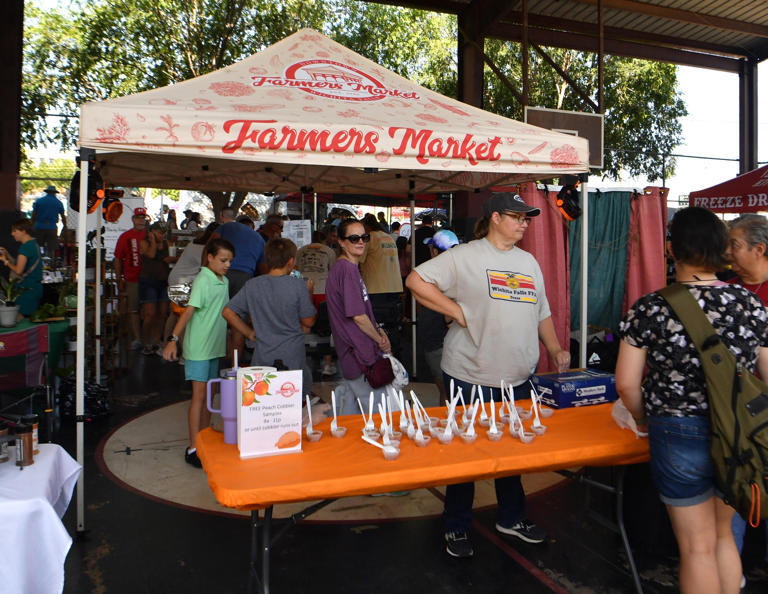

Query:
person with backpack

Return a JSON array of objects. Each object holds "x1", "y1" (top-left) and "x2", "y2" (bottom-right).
[{"x1": 615, "y1": 207, "x2": 768, "y2": 594}]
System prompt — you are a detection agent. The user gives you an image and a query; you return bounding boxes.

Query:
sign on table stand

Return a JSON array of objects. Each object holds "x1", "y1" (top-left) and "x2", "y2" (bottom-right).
[{"x1": 236, "y1": 367, "x2": 303, "y2": 459}]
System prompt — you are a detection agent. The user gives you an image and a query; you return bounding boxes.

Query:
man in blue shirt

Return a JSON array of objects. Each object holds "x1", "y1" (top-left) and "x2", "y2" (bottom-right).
[
  {"x1": 212, "y1": 207, "x2": 267, "y2": 361},
  {"x1": 31, "y1": 185, "x2": 66, "y2": 260}
]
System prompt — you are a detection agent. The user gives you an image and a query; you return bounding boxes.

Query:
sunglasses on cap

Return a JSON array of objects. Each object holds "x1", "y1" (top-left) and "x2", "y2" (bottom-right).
[{"x1": 342, "y1": 233, "x2": 371, "y2": 244}]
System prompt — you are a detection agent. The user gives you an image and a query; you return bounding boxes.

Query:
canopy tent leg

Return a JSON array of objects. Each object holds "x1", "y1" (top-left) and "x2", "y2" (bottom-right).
[
  {"x1": 579, "y1": 177, "x2": 589, "y2": 368},
  {"x1": 95, "y1": 205, "x2": 102, "y2": 383},
  {"x1": 313, "y1": 193, "x2": 317, "y2": 231},
  {"x1": 75, "y1": 147, "x2": 93, "y2": 533},
  {"x1": 410, "y1": 198, "x2": 416, "y2": 379}
]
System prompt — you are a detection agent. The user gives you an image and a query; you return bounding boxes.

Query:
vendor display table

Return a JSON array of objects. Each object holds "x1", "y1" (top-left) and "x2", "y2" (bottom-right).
[
  {"x1": 197, "y1": 403, "x2": 649, "y2": 594},
  {"x1": 0, "y1": 444, "x2": 81, "y2": 594}
]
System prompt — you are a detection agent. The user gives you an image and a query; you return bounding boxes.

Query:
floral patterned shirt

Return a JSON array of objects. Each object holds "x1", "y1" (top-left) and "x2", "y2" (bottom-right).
[{"x1": 618, "y1": 284, "x2": 768, "y2": 418}]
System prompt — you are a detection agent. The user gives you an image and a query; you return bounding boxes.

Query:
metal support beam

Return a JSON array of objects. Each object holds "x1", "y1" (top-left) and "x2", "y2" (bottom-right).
[
  {"x1": 488, "y1": 22, "x2": 743, "y2": 72},
  {"x1": 570, "y1": 0, "x2": 768, "y2": 39},
  {"x1": 598, "y1": 0, "x2": 604, "y2": 113},
  {"x1": 521, "y1": 0, "x2": 528, "y2": 109},
  {"x1": 457, "y1": 3, "x2": 484, "y2": 108},
  {"x1": 739, "y1": 58, "x2": 758, "y2": 174},
  {"x1": 0, "y1": 0, "x2": 23, "y2": 210}
]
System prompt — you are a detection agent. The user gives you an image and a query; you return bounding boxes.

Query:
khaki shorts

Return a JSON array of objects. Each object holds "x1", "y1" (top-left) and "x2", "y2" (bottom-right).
[{"x1": 124, "y1": 281, "x2": 140, "y2": 312}]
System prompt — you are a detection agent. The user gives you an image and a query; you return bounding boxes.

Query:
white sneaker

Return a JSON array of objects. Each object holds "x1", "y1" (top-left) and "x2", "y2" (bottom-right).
[{"x1": 321, "y1": 363, "x2": 337, "y2": 376}]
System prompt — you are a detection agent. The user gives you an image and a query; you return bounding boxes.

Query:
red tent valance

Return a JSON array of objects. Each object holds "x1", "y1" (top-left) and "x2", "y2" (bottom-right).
[{"x1": 689, "y1": 164, "x2": 768, "y2": 213}]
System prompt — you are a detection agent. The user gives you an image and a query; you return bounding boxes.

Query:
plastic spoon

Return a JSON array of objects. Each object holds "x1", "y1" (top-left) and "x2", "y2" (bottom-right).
[
  {"x1": 488, "y1": 391, "x2": 500, "y2": 434},
  {"x1": 530, "y1": 388, "x2": 547, "y2": 435},
  {"x1": 357, "y1": 398, "x2": 374, "y2": 433},
  {"x1": 398, "y1": 390, "x2": 409, "y2": 432},
  {"x1": 530, "y1": 381, "x2": 554, "y2": 418},
  {"x1": 478, "y1": 386, "x2": 490, "y2": 426},
  {"x1": 410, "y1": 390, "x2": 431, "y2": 426},
  {"x1": 466, "y1": 400, "x2": 479, "y2": 436},
  {"x1": 305, "y1": 395, "x2": 322, "y2": 441},
  {"x1": 386, "y1": 389, "x2": 395, "y2": 434},
  {"x1": 306, "y1": 394, "x2": 314, "y2": 432},
  {"x1": 331, "y1": 390, "x2": 338, "y2": 431},
  {"x1": 362, "y1": 434, "x2": 385, "y2": 449},
  {"x1": 378, "y1": 402, "x2": 397, "y2": 447}
]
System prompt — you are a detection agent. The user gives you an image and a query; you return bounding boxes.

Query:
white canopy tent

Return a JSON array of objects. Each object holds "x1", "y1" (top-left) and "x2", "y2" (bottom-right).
[{"x1": 74, "y1": 28, "x2": 589, "y2": 530}]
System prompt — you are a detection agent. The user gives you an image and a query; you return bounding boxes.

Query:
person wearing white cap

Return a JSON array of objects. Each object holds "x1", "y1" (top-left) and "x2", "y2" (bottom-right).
[{"x1": 407, "y1": 192, "x2": 570, "y2": 558}]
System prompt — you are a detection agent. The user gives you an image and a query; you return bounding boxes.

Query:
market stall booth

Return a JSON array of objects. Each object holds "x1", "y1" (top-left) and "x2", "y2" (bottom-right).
[
  {"x1": 690, "y1": 164, "x2": 768, "y2": 214},
  {"x1": 74, "y1": 28, "x2": 589, "y2": 531}
]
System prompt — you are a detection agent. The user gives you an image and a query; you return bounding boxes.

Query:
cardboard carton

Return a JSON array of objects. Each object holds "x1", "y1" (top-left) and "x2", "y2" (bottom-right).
[{"x1": 531, "y1": 368, "x2": 617, "y2": 409}]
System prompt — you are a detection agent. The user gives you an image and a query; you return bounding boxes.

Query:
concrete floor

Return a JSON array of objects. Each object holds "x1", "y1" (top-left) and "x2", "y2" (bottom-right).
[{"x1": 44, "y1": 343, "x2": 768, "y2": 594}]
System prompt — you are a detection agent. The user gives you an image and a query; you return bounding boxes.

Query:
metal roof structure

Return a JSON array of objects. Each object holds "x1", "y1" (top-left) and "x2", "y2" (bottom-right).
[
  {"x1": 371, "y1": 0, "x2": 768, "y2": 65},
  {"x1": 362, "y1": 0, "x2": 766, "y2": 171}
]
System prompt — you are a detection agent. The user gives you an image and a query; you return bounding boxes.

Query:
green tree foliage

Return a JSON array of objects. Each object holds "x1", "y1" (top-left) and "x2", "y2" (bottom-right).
[
  {"x1": 22, "y1": 0, "x2": 686, "y2": 206},
  {"x1": 19, "y1": 158, "x2": 76, "y2": 194}
]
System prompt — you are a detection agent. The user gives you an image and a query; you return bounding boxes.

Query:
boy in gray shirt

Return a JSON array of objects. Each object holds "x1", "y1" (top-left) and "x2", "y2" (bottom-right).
[{"x1": 223, "y1": 238, "x2": 317, "y2": 394}]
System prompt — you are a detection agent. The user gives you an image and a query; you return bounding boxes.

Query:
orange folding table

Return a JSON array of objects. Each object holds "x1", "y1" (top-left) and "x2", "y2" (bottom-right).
[{"x1": 197, "y1": 403, "x2": 649, "y2": 594}]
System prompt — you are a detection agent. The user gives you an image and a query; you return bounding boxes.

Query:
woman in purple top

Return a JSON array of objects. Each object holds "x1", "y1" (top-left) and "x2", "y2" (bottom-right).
[{"x1": 325, "y1": 219, "x2": 391, "y2": 415}]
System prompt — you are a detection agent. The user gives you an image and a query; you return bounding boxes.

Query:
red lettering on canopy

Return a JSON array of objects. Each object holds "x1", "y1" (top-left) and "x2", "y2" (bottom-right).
[
  {"x1": 222, "y1": 119, "x2": 378, "y2": 155},
  {"x1": 387, "y1": 127, "x2": 502, "y2": 166}
]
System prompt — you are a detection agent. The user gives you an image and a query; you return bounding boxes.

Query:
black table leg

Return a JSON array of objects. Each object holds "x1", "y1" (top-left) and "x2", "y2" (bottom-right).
[
  {"x1": 615, "y1": 467, "x2": 643, "y2": 594},
  {"x1": 248, "y1": 507, "x2": 271, "y2": 594},
  {"x1": 262, "y1": 506, "x2": 272, "y2": 594}
]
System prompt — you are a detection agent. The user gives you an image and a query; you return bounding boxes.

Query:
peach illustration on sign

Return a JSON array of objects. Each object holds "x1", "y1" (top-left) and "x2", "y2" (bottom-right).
[
  {"x1": 241, "y1": 372, "x2": 278, "y2": 406},
  {"x1": 275, "y1": 431, "x2": 301, "y2": 449}
]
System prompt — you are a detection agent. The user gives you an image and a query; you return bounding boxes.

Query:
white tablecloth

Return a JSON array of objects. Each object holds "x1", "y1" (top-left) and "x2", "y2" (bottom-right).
[{"x1": 0, "y1": 444, "x2": 81, "y2": 594}]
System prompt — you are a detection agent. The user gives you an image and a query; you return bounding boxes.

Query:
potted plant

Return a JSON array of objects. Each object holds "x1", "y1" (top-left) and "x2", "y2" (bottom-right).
[{"x1": 0, "y1": 276, "x2": 26, "y2": 327}]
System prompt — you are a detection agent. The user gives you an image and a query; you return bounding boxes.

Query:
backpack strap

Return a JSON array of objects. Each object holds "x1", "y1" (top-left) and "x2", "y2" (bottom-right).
[{"x1": 657, "y1": 283, "x2": 722, "y2": 354}]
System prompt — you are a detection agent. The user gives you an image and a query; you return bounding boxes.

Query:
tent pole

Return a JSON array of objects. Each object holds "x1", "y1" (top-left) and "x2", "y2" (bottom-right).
[
  {"x1": 76, "y1": 147, "x2": 92, "y2": 533},
  {"x1": 579, "y1": 179, "x2": 589, "y2": 368},
  {"x1": 410, "y1": 198, "x2": 417, "y2": 379},
  {"x1": 313, "y1": 193, "x2": 318, "y2": 231},
  {"x1": 301, "y1": 192, "x2": 305, "y2": 221},
  {"x1": 95, "y1": 205, "x2": 102, "y2": 383},
  {"x1": 448, "y1": 193, "x2": 453, "y2": 226}
]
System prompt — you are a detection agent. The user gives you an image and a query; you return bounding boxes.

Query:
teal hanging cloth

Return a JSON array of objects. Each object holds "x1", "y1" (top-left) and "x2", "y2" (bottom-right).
[{"x1": 569, "y1": 190, "x2": 631, "y2": 332}]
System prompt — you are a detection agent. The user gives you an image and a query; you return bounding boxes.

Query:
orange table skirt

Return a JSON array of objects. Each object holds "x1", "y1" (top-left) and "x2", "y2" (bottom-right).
[{"x1": 196, "y1": 403, "x2": 649, "y2": 510}]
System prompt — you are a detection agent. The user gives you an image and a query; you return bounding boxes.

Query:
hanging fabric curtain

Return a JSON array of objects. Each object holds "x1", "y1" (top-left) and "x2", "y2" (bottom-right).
[
  {"x1": 518, "y1": 183, "x2": 570, "y2": 374},
  {"x1": 623, "y1": 188, "x2": 668, "y2": 314},
  {"x1": 569, "y1": 191, "x2": 631, "y2": 332}
]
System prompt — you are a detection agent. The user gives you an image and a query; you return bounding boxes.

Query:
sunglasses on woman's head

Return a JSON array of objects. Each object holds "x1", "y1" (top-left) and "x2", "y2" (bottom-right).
[{"x1": 342, "y1": 233, "x2": 371, "y2": 243}]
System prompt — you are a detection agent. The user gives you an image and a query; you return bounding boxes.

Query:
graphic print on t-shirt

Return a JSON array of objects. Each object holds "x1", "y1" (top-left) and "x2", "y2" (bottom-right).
[{"x1": 486, "y1": 270, "x2": 537, "y2": 303}]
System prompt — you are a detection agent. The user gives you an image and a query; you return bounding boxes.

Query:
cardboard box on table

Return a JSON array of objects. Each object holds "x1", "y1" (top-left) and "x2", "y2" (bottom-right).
[
  {"x1": 236, "y1": 367, "x2": 303, "y2": 459},
  {"x1": 531, "y1": 368, "x2": 618, "y2": 409}
]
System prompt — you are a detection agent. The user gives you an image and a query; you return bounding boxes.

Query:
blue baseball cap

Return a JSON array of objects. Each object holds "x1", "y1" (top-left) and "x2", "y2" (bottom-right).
[{"x1": 424, "y1": 229, "x2": 459, "y2": 251}]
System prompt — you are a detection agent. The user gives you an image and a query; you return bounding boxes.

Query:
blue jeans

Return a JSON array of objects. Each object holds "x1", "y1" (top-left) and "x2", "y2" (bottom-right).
[
  {"x1": 442, "y1": 373, "x2": 531, "y2": 533},
  {"x1": 647, "y1": 415, "x2": 716, "y2": 507}
]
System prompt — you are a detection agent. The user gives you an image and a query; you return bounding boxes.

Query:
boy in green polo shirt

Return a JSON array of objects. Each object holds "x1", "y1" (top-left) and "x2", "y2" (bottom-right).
[{"x1": 163, "y1": 238, "x2": 234, "y2": 468}]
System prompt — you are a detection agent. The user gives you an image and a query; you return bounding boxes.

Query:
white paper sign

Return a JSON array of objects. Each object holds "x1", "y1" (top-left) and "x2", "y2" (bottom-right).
[
  {"x1": 283, "y1": 219, "x2": 312, "y2": 248},
  {"x1": 236, "y1": 367, "x2": 303, "y2": 459}
]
